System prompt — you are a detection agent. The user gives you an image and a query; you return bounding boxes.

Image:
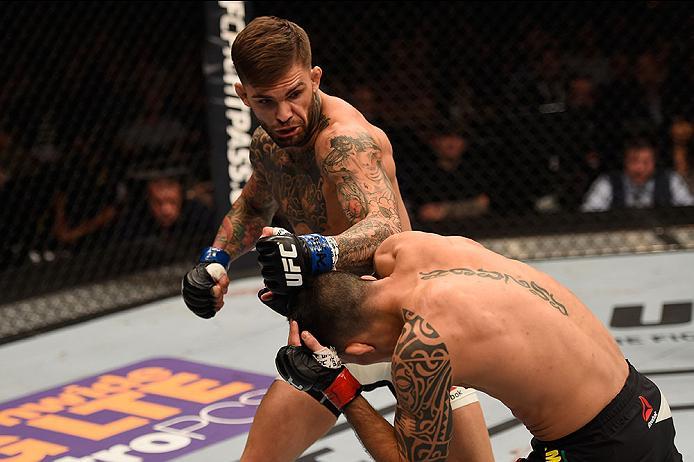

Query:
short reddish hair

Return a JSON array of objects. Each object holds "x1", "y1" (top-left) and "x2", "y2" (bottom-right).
[{"x1": 231, "y1": 16, "x2": 312, "y2": 86}]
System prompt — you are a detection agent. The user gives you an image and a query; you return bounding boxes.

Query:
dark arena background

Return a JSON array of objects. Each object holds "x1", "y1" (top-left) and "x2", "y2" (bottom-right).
[{"x1": 1, "y1": 2, "x2": 692, "y2": 461}]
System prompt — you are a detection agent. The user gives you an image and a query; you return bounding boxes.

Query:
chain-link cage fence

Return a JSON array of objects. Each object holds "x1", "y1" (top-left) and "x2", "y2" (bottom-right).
[
  {"x1": 250, "y1": 1, "x2": 694, "y2": 237},
  {"x1": 2, "y1": 1, "x2": 694, "y2": 342},
  {"x1": 0, "y1": 2, "x2": 217, "y2": 340}
]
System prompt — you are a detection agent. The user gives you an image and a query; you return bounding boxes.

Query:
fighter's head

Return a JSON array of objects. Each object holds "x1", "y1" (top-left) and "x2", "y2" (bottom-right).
[
  {"x1": 232, "y1": 16, "x2": 323, "y2": 148},
  {"x1": 289, "y1": 271, "x2": 400, "y2": 365}
]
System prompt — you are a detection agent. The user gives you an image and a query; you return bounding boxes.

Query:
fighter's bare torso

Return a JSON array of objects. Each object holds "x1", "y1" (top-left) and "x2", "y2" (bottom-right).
[
  {"x1": 250, "y1": 91, "x2": 411, "y2": 235},
  {"x1": 374, "y1": 231, "x2": 628, "y2": 441}
]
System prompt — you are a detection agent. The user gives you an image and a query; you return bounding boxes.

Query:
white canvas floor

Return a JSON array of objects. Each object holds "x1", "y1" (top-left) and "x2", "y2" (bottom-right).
[{"x1": 2, "y1": 250, "x2": 693, "y2": 461}]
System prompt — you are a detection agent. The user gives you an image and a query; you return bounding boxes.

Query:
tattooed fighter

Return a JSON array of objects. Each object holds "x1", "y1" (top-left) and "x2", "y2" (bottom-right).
[
  {"x1": 276, "y1": 231, "x2": 682, "y2": 461},
  {"x1": 181, "y1": 16, "x2": 493, "y2": 462}
]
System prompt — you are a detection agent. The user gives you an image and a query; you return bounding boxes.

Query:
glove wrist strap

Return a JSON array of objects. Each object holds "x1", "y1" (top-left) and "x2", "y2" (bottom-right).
[
  {"x1": 323, "y1": 368, "x2": 361, "y2": 410},
  {"x1": 199, "y1": 247, "x2": 231, "y2": 271},
  {"x1": 299, "y1": 234, "x2": 339, "y2": 274}
]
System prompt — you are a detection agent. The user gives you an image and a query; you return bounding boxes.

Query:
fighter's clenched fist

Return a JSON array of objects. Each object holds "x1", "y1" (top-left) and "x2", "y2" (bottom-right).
[{"x1": 181, "y1": 247, "x2": 230, "y2": 318}]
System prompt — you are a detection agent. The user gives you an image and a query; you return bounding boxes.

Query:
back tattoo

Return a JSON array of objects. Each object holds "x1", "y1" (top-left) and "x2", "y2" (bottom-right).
[{"x1": 419, "y1": 268, "x2": 569, "y2": 316}]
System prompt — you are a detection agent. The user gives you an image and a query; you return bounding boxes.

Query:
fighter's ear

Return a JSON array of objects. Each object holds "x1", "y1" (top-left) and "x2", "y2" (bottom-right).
[
  {"x1": 310, "y1": 66, "x2": 322, "y2": 91},
  {"x1": 344, "y1": 342, "x2": 375, "y2": 357},
  {"x1": 235, "y1": 83, "x2": 250, "y2": 107}
]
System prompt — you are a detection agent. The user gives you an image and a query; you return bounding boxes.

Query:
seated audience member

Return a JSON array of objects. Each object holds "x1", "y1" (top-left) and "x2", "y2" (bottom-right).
[
  {"x1": 404, "y1": 124, "x2": 490, "y2": 225},
  {"x1": 120, "y1": 168, "x2": 215, "y2": 240},
  {"x1": 670, "y1": 116, "x2": 694, "y2": 192},
  {"x1": 52, "y1": 144, "x2": 123, "y2": 251},
  {"x1": 582, "y1": 138, "x2": 694, "y2": 212}
]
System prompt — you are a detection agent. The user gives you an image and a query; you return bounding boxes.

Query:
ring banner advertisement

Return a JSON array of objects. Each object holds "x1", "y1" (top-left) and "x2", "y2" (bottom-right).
[{"x1": 203, "y1": 1, "x2": 253, "y2": 221}]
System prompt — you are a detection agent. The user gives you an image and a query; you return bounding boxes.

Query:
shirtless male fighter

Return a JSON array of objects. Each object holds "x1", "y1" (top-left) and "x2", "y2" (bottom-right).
[
  {"x1": 276, "y1": 231, "x2": 682, "y2": 461},
  {"x1": 181, "y1": 16, "x2": 493, "y2": 461}
]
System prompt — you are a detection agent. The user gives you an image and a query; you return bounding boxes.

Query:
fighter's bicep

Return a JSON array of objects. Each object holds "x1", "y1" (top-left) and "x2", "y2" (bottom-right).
[
  {"x1": 319, "y1": 131, "x2": 399, "y2": 225},
  {"x1": 392, "y1": 309, "x2": 453, "y2": 461}
]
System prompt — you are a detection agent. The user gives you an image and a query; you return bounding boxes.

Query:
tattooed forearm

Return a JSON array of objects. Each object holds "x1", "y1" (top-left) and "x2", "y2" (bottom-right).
[
  {"x1": 393, "y1": 309, "x2": 452, "y2": 461},
  {"x1": 322, "y1": 133, "x2": 402, "y2": 273},
  {"x1": 212, "y1": 194, "x2": 273, "y2": 258},
  {"x1": 419, "y1": 268, "x2": 568, "y2": 315},
  {"x1": 335, "y1": 220, "x2": 394, "y2": 274},
  {"x1": 212, "y1": 131, "x2": 277, "y2": 258}
]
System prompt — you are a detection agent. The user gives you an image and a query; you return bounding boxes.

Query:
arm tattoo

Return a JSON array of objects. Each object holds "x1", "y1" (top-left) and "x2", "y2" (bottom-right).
[
  {"x1": 322, "y1": 133, "x2": 402, "y2": 273},
  {"x1": 212, "y1": 131, "x2": 277, "y2": 257},
  {"x1": 393, "y1": 309, "x2": 452, "y2": 462},
  {"x1": 419, "y1": 268, "x2": 569, "y2": 315}
]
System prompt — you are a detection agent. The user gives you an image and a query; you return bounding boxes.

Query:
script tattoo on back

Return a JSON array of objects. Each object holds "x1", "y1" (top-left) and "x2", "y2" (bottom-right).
[
  {"x1": 419, "y1": 268, "x2": 569, "y2": 315},
  {"x1": 392, "y1": 309, "x2": 452, "y2": 461}
]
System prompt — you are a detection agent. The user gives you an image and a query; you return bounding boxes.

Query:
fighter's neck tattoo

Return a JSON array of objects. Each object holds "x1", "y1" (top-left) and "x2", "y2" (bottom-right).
[
  {"x1": 287, "y1": 92, "x2": 329, "y2": 164},
  {"x1": 306, "y1": 91, "x2": 329, "y2": 139},
  {"x1": 419, "y1": 268, "x2": 569, "y2": 316}
]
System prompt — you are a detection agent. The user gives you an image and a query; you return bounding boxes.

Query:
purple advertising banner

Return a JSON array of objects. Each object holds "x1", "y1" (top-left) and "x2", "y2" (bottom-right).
[{"x1": 0, "y1": 357, "x2": 275, "y2": 461}]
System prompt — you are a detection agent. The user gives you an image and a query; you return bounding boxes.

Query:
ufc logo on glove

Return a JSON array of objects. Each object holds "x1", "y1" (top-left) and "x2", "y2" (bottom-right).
[
  {"x1": 278, "y1": 242, "x2": 303, "y2": 287},
  {"x1": 256, "y1": 228, "x2": 338, "y2": 295}
]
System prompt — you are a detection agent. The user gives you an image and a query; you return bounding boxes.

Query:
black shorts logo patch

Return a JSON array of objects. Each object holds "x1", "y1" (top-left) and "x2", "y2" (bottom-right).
[{"x1": 639, "y1": 395, "x2": 658, "y2": 428}]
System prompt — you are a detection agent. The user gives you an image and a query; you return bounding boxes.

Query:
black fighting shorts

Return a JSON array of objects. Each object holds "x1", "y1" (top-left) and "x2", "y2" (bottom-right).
[{"x1": 521, "y1": 361, "x2": 682, "y2": 462}]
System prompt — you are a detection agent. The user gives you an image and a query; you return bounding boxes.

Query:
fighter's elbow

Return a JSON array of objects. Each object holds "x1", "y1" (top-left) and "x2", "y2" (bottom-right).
[{"x1": 364, "y1": 215, "x2": 401, "y2": 238}]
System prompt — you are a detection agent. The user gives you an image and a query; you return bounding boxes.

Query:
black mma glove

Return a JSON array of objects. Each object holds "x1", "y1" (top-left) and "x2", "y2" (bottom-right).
[
  {"x1": 276, "y1": 345, "x2": 362, "y2": 411},
  {"x1": 257, "y1": 287, "x2": 296, "y2": 317},
  {"x1": 256, "y1": 228, "x2": 339, "y2": 295},
  {"x1": 181, "y1": 247, "x2": 230, "y2": 319}
]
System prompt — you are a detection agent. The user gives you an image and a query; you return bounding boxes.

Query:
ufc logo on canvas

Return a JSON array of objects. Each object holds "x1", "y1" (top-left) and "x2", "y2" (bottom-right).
[
  {"x1": 610, "y1": 302, "x2": 692, "y2": 328},
  {"x1": 278, "y1": 242, "x2": 303, "y2": 287}
]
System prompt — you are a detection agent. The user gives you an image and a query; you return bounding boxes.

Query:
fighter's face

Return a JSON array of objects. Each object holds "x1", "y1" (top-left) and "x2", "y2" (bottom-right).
[
  {"x1": 236, "y1": 63, "x2": 322, "y2": 148},
  {"x1": 624, "y1": 147, "x2": 656, "y2": 186}
]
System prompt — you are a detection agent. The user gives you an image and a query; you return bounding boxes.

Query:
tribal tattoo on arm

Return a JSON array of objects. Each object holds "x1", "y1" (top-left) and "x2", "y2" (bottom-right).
[
  {"x1": 392, "y1": 309, "x2": 453, "y2": 462},
  {"x1": 212, "y1": 130, "x2": 278, "y2": 258},
  {"x1": 321, "y1": 132, "x2": 402, "y2": 273}
]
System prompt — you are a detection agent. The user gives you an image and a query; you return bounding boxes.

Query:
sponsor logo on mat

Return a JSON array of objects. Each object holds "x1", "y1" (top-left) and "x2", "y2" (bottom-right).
[{"x1": 0, "y1": 357, "x2": 275, "y2": 461}]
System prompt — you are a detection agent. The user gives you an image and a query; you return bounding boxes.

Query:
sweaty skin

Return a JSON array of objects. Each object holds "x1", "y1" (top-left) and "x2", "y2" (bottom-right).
[{"x1": 341, "y1": 231, "x2": 628, "y2": 456}]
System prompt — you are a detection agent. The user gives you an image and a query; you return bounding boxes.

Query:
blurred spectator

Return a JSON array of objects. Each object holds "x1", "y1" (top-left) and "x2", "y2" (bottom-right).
[
  {"x1": 509, "y1": 46, "x2": 567, "y2": 112},
  {"x1": 1, "y1": 89, "x2": 67, "y2": 265},
  {"x1": 118, "y1": 170, "x2": 215, "y2": 240},
  {"x1": 382, "y1": 32, "x2": 438, "y2": 142},
  {"x1": 669, "y1": 117, "x2": 694, "y2": 191},
  {"x1": 403, "y1": 124, "x2": 490, "y2": 225},
  {"x1": 551, "y1": 75, "x2": 603, "y2": 211},
  {"x1": 349, "y1": 81, "x2": 426, "y2": 166},
  {"x1": 632, "y1": 51, "x2": 668, "y2": 128},
  {"x1": 582, "y1": 138, "x2": 694, "y2": 212},
  {"x1": 597, "y1": 50, "x2": 671, "y2": 169},
  {"x1": 116, "y1": 65, "x2": 193, "y2": 168},
  {"x1": 596, "y1": 53, "x2": 643, "y2": 169},
  {"x1": 52, "y1": 143, "x2": 123, "y2": 250},
  {"x1": 564, "y1": 24, "x2": 611, "y2": 86},
  {"x1": 350, "y1": 82, "x2": 384, "y2": 127}
]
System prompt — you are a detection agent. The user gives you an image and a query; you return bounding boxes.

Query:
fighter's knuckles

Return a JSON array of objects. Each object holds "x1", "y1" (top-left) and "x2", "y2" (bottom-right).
[{"x1": 205, "y1": 263, "x2": 227, "y2": 282}]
